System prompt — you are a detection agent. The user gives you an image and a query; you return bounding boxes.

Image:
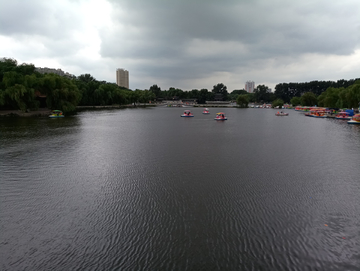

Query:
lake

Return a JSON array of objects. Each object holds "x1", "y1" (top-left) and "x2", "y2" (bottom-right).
[{"x1": 1, "y1": 107, "x2": 360, "y2": 270}]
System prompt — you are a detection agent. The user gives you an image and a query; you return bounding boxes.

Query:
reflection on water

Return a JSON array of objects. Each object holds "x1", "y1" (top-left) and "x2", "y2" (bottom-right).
[{"x1": 1, "y1": 108, "x2": 360, "y2": 270}]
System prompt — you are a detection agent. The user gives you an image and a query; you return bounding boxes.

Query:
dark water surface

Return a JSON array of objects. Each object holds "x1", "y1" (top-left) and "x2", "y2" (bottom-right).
[{"x1": 1, "y1": 107, "x2": 360, "y2": 270}]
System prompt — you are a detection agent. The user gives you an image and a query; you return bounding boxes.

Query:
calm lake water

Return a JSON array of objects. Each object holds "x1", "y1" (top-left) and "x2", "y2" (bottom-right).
[{"x1": 1, "y1": 107, "x2": 360, "y2": 271}]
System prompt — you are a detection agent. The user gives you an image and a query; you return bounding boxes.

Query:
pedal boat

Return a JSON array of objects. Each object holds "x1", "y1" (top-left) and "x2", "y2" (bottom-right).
[
  {"x1": 275, "y1": 111, "x2": 288, "y2": 116},
  {"x1": 335, "y1": 112, "x2": 352, "y2": 120},
  {"x1": 181, "y1": 110, "x2": 194, "y2": 117},
  {"x1": 202, "y1": 108, "x2": 210, "y2": 114},
  {"x1": 348, "y1": 114, "x2": 360, "y2": 124},
  {"x1": 214, "y1": 112, "x2": 227, "y2": 120},
  {"x1": 49, "y1": 110, "x2": 64, "y2": 118}
]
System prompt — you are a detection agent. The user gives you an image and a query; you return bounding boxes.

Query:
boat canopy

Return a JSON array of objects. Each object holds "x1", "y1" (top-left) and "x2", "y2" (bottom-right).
[
  {"x1": 216, "y1": 112, "x2": 225, "y2": 114},
  {"x1": 345, "y1": 109, "x2": 354, "y2": 116}
]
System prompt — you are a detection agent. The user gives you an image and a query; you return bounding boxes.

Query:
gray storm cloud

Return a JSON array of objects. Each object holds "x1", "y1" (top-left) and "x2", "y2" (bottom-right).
[{"x1": 1, "y1": 0, "x2": 359, "y2": 90}]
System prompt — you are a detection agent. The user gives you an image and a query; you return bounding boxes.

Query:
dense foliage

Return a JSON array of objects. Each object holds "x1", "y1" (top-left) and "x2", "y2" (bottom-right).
[
  {"x1": 236, "y1": 94, "x2": 249, "y2": 108},
  {"x1": 271, "y1": 99, "x2": 284, "y2": 108},
  {"x1": 274, "y1": 79, "x2": 360, "y2": 103},
  {"x1": 253, "y1": 85, "x2": 275, "y2": 103},
  {"x1": 0, "y1": 58, "x2": 140, "y2": 112},
  {"x1": 317, "y1": 81, "x2": 360, "y2": 108},
  {"x1": 290, "y1": 97, "x2": 301, "y2": 106}
]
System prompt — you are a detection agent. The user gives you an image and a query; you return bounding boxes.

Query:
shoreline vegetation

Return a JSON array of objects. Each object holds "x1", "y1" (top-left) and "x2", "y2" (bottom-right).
[{"x1": 1, "y1": 58, "x2": 360, "y2": 115}]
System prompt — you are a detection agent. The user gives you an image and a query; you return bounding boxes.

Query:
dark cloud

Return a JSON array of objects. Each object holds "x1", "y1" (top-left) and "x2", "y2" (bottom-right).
[
  {"x1": 1, "y1": 0, "x2": 359, "y2": 90},
  {"x1": 101, "y1": 0, "x2": 360, "y2": 86}
]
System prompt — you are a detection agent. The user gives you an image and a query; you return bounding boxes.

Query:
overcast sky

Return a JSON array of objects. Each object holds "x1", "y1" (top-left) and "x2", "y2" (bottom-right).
[{"x1": 1, "y1": 0, "x2": 360, "y2": 92}]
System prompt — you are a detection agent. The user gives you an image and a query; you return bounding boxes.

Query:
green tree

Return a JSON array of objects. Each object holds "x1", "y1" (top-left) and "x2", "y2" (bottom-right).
[
  {"x1": 167, "y1": 87, "x2": 185, "y2": 99},
  {"x1": 15, "y1": 63, "x2": 36, "y2": 76},
  {"x1": 247, "y1": 93, "x2": 255, "y2": 103},
  {"x1": 236, "y1": 94, "x2": 249, "y2": 108},
  {"x1": 189, "y1": 89, "x2": 199, "y2": 99},
  {"x1": 317, "y1": 91, "x2": 326, "y2": 107},
  {"x1": 290, "y1": 96, "x2": 301, "y2": 106},
  {"x1": 39, "y1": 74, "x2": 81, "y2": 112},
  {"x1": 78, "y1": 74, "x2": 96, "y2": 84},
  {"x1": 337, "y1": 88, "x2": 349, "y2": 108},
  {"x1": 254, "y1": 85, "x2": 272, "y2": 103},
  {"x1": 5, "y1": 84, "x2": 38, "y2": 111},
  {"x1": 198, "y1": 88, "x2": 209, "y2": 104},
  {"x1": 2, "y1": 71, "x2": 39, "y2": 111},
  {"x1": 149, "y1": 84, "x2": 161, "y2": 98},
  {"x1": 212, "y1": 83, "x2": 228, "y2": 100},
  {"x1": 0, "y1": 90, "x2": 5, "y2": 106},
  {"x1": 272, "y1": 98, "x2": 284, "y2": 108},
  {"x1": 0, "y1": 58, "x2": 18, "y2": 83},
  {"x1": 323, "y1": 87, "x2": 341, "y2": 108},
  {"x1": 229, "y1": 89, "x2": 247, "y2": 100},
  {"x1": 140, "y1": 90, "x2": 156, "y2": 103},
  {"x1": 346, "y1": 82, "x2": 360, "y2": 109},
  {"x1": 300, "y1": 92, "x2": 318, "y2": 106}
]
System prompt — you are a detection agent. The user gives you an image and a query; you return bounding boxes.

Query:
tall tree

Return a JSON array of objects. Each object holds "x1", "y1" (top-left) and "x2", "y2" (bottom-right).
[
  {"x1": 346, "y1": 82, "x2": 360, "y2": 108},
  {"x1": 149, "y1": 84, "x2": 161, "y2": 98},
  {"x1": 2, "y1": 71, "x2": 39, "y2": 111},
  {"x1": 39, "y1": 73, "x2": 81, "y2": 112},
  {"x1": 212, "y1": 83, "x2": 228, "y2": 100},
  {"x1": 78, "y1": 74, "x2": 96, "y2": 83},
  {"x1": 0, "y1": 58, "x2": 18, "y2": 83},
  {"x1": 290, "y1": 97, "x2": 301, "y2": 106},
  {"x1": 236, "y1": 94, "x2": 249, "y2": 108},
  {"x1": 229, "y1": 89, "x2": 247, "y2": 100},
  {"x1": 254, "y1": 85, "x2": 272, "y2": 103},
  {"x1": 300, "y1": 92, "x2": 318, "y2": 106}
]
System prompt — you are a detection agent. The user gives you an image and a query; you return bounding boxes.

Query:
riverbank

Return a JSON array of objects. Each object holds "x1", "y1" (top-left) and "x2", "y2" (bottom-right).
[
  {"x1": 0, "y1": 104, "x2": 157, "y2": 117},
  {"x1": 76, "y1": 104, "x2": 157, "y2": 110},
  {"x1": 0, "y1": 108, "x2": 51, "y2": 117}
]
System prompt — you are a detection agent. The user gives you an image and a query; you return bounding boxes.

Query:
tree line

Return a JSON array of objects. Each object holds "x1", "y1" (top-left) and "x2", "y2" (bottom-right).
[
  {"x1": 289, "y1": 82, "x2": 360, "y2": 108},
  {"x1": 1, "y1": 58, "x2": 359, "y2": 112},
  {"x1": 235, "y1": 81, "x2": 360, "y2": 108},
  {"x1": 274, "y1": 80, "x2": 360, "y2": 103},
  {"x1": 0, "y1": 58, "x2": 158, "y2": 112},
  {"x1": 0, "y1": 58, "x2": 238, "y2": 112}
]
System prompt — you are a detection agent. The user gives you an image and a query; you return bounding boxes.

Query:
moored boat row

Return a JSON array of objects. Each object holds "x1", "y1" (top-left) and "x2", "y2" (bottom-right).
[
  {"x1": 305, "y1": 109, "x2": 327, "y2": 118},
  {"x1": 297, "y1": 106, "x2": 360, "y2": 124}
]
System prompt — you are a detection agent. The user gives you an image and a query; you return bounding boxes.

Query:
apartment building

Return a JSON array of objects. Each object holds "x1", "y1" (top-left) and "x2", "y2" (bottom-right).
[
  {"x1": 245, "y1": 81, "x2": 255, "y2": 93},
  {"x1": 116, "y1": 68, "x2": 129, "y2": 89}
]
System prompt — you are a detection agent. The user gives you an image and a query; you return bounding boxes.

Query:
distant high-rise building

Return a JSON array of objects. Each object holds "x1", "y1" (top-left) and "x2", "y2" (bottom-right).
[
  {"x1": 116, "y1": 68, "x2": 129, "y2": 89},
  {"x1": 245, "y1": 81, "x2": 255, "y2": 93}
]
